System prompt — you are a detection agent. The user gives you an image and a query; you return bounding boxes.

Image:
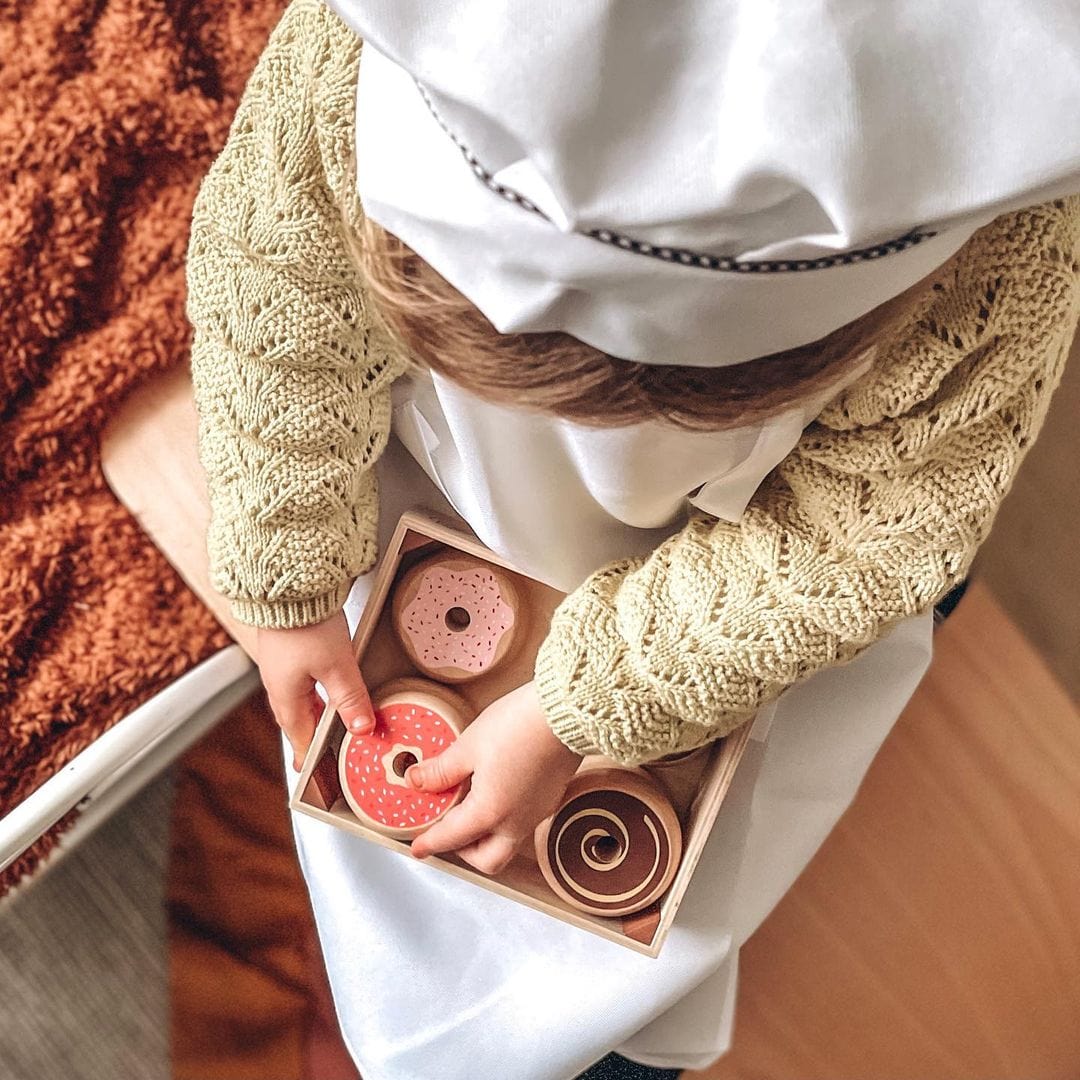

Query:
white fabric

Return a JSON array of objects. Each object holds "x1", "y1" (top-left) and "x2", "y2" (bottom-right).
[
  {"x1": 327, "y1": 0, "x2": 1080, "y2": 365},
  {"x1": 290, "y1": 364, "x2": 933, "y2": 1079}
]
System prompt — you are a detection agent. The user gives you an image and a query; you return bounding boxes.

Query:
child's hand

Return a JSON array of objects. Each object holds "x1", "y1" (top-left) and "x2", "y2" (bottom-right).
[
  {"x1": 406, "y1": 681, "x2": 584, "y2": 875},
  {"x1": 257, "y1": 611, "x2": 376, "y2": 771}
]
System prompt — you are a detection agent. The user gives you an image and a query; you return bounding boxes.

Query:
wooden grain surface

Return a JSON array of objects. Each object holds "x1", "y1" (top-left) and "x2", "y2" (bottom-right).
[{"x1": 975, "y1": 327, "x2": 1080, "y2": 703}]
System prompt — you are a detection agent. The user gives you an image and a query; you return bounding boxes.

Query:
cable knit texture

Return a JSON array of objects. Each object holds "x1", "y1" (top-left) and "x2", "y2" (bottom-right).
[
  {"x1": 187, "y1": 0, "x2": 1080, "y2": 764},
  {"x1": 537, "y1": 206, "x2": 1080, "y2": 762},
  {"x1": 187, "y1": 0, "x2": 406, "y2": 630}
]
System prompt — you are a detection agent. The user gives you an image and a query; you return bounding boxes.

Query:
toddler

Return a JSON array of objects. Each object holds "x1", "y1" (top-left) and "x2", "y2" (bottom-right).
[{"x1": 187, "y1": 2, "x2": 1080, "y2": 1077}]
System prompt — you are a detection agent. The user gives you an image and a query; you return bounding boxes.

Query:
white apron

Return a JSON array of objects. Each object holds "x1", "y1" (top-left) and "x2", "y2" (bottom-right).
[{"x1": 289, "y1": 363, "x2": 933, "y2": 1080}]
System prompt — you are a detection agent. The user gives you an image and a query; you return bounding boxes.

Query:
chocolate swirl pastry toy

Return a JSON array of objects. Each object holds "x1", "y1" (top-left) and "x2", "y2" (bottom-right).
[
  {"x1": 534, "y1": 765, "x2": 683, "y2": 917},
  {"x1": 392, "y1": 552, "x2": 523, "y2": 683}
]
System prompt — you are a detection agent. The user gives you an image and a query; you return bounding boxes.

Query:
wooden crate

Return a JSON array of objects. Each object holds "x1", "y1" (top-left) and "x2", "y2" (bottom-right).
[{"x1": 290, "y1": 511, "x2": 751, "y2": 957}]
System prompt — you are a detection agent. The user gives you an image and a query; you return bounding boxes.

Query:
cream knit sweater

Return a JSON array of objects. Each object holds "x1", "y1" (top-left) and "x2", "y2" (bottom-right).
[{"x1": 188, "y1": 0, "x2": 1080, "y2": 765}]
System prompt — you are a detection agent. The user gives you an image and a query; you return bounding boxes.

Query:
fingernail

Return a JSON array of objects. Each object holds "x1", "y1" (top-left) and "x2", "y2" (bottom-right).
[
  {"x1": 405, "y1": 766, "x2": 421, "y2": 788},
  {"x1": 349, "y1": 716, "x2": 373, "y2": 733}
]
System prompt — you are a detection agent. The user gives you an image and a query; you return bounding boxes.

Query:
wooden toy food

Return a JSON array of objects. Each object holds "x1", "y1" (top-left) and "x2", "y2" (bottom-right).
[
  {"x1": 338, "y1": 679, "x2": 474, "y2": 839},
  {"x1": 292, "y1": 514, "x2": 756, "y2": 957},
  {"x1": 534, "y1": 766, "x2": 683, "y2": 917},
  {"x1": 391, "y1": 551, "x2": 522, "y2": 683}
]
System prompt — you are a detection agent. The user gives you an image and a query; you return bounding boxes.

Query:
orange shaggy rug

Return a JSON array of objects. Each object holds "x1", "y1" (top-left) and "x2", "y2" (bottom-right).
[
  {"x1": 1, "y1": 3, "x2": 363, "y2": 1073},
  {"x1": 0, "y1": 0, "x2": 284, "y2": 890}
]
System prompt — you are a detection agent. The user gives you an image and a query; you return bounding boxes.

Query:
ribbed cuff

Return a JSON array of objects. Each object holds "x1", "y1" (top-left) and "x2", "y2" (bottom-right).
[
  {"x1": 533, "y1": 644, "x2": 603, "y2": 758},
  {"x1": 230, "y1": 581, "x2": 353, "y2": 630}
]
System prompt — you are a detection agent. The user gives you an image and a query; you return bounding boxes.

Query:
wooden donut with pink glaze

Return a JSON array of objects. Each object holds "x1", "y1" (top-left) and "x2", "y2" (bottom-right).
[
  {"x1": 533, "y1": 766, "x2": 683, "y2": 917},
  {"x1": 391, "y1": 551, "x2": 523, "y2": 683},
  {"x1": 338, "y1": 679, "x2": 474, "y2": 839}
]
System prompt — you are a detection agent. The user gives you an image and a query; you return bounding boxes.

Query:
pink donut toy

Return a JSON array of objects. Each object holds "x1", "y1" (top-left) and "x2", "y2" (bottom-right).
[
  {"x1": 338, "y1": 680, "x2": 473, "y2": 839},
  {"x1": 392, "y1": 551, "x2": 522, "y2": 683}
]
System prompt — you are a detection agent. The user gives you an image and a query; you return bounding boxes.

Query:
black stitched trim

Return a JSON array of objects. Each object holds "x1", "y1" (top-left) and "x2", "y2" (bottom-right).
[{"x1": 415, "y1": 82, "x2": 938, "y2": 273}]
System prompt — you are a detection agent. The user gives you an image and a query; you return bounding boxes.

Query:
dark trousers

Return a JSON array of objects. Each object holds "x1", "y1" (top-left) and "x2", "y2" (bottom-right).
[{"x1": 574, "y1": 1052, "x2": 680, "y2": 1080}]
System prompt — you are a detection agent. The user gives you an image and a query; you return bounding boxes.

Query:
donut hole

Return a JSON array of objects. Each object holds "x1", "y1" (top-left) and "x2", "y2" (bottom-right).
[
  {"x1": 587, "y1": 833, "x2": 623, "y2": 865},
  {"x1": 392, "y1": 751, "x2": 419, "y2": 777},
  {"x1": 444, "y1": 606, "x2": 471, "y2": 632}
]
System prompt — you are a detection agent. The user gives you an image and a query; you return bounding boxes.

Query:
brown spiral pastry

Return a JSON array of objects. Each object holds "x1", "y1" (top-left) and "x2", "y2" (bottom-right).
[{"x1": 534, "y1": 767, "x2": 683, "y2": 917}]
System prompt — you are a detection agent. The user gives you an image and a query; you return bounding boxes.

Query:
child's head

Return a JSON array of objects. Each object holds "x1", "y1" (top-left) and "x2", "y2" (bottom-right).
[
  {"x1": 353, "y1": 217, "x2": 941, "y2": 432},
  {"x1": 329, "y1": 2, "x2": 1076, "y2": 434}
]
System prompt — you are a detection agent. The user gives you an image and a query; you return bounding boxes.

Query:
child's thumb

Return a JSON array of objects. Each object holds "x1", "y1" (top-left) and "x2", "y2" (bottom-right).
[
  {"x1": 405, "y1": 743, "x2": 470, "y2": 792},
  {"x1": 320, "y1": 663, "x2": 376, "y2": 733}
]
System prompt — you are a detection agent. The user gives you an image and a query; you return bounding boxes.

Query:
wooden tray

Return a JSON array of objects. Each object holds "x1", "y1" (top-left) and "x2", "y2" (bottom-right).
[{"x1": 290, "y1": 511, "x2": 751, "y2": 957}]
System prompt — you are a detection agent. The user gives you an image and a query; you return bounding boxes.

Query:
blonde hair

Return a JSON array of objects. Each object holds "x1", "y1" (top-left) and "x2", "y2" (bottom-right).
[{"x1": 348, "y1": 215, "x2": 939, "y2": 431}]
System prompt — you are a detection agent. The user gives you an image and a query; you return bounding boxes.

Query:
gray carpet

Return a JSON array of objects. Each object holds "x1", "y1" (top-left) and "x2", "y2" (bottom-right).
[{"x1": 0, "y1": 773, "x2": 173, "y2": 1080}]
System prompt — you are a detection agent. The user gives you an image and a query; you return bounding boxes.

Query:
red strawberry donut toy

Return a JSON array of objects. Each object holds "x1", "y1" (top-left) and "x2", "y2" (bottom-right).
[
  {"x1": 392, "y1": 551, "x2": 523, "y2": 684},
  {"x1": 534, "y1": 765, "x2": 683, "y2": 917},
  {"x1": 338, "y1": 678, "x2": 473, "y2": 839}
]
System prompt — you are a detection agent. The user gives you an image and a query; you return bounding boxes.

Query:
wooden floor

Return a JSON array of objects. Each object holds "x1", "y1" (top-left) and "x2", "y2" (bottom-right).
[
  {"x1": 689, "y1": 582, "x2": 1080, "y2": 1080},
  {"x1": 976, "y1": 329, "x2": 1080, "y2": 703}
]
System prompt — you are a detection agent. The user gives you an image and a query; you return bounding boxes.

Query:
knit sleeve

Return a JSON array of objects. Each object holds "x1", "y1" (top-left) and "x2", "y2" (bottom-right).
[
  {"x1": 186, "y1": 0, "x2": 403, "y2": 630},
  {"x1": 534, "y1": 198, "x2": 1080, "y2": 766}
]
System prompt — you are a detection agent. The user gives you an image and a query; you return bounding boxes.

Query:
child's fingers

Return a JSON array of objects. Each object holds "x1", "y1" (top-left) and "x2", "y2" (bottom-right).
[
  {"x1": 404, "y1": 742, "x2": 471, "y2": 793},
  {"x1": 455, "y1": 833, "x2": 520, "y2": 877},
  {"x1": 319, "y1": 659, "x2": 376, "y2": 733},
  {"x1": 410, "y1": 798, "x2": 495, "y2": 860},
  {"x1": 266, "y1": 681, "x2": 320, "y2": 770}
]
